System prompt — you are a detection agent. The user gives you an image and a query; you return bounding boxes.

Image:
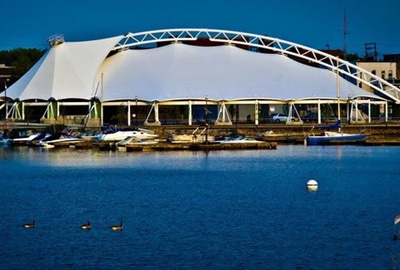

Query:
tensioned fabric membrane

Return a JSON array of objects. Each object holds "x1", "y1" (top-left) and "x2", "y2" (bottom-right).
[{"x1": 3, "y1": 35, "x2": 382, "y2": 102}]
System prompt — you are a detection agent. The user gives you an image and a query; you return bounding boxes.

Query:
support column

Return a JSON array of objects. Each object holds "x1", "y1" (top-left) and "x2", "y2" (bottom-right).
[
  {"x1": 127, "y1": 100, "x2": 131, "y2": 126},
  {"x1": 368, "y1": 100, "x2": 371, "y2": 123},
  {"x1": 255, "y1": 100, "x2": 259, "y2": 125},
  {"x1": 50, "y1": 101, "x2": 58, "y2": 119},
  {"x1": 355, "y1": 100, "x2": 359, "y2": 122},
  {"x1": 188, "y1": 100, "x2": 192, "y2": 126},
  {"x1": 101, "y1": 103, "x2": 104, "y2": 126},
  {"x1": 145, "y1": 102, "x2": 161, "y2": 126},
  {"x1": 21, "y1": 102, "x2": 25, "y2": 120},
  {"x1": 385, "y1": 102, "x2": 388, "y2": 122},
  {"x1": 317, "y1": 100, "x2": 321, "y2": 124},
  {"x1": 214, "y1": 101, "x2": 232, "y2": 125},
  {"x1": 154, "y1": 102, "x2": 160, "y2": 124}
]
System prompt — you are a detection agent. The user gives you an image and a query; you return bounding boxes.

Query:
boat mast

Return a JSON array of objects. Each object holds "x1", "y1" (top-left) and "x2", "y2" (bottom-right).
[
  {"x1": 205, "y1": 95, "x2": 209, "y2": 144},
  {"x1": 336, "y1": 56, "x2": 341, "y2": 131}
]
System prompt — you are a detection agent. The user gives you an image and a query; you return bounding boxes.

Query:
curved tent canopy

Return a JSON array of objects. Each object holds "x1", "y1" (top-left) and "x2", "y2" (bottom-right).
[
  {"x1": 99, "y1": 43, "x2": 383, "y2": 102},
  {"x1": 3, "y1": 35, "x2": 124, "y2": 101}
]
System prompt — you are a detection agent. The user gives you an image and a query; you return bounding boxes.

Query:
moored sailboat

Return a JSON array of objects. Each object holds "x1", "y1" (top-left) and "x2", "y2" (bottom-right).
[
  {"x1": 305, "y1": 120, "x2": 366, "y2": 145},
  {"x1": 305, "y1": 57, "x2": 367, "y2": 146}
]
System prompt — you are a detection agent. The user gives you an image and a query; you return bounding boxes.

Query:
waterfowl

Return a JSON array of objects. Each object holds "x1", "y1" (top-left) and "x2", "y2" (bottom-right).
[
  {"x1": 80, "y1": 221, "x2": 92, "y2": 230},
  {"x1": 110, "y1": 220, "x2": 123, "y2": 231},
  {"x1": 23, "y1": 220, "x2": 35, "y2": 228}
]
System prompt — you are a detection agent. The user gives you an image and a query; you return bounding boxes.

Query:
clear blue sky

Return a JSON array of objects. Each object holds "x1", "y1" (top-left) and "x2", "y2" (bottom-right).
[{"x1": 1, "y1": 0, "x2": 399, "y2": 57}]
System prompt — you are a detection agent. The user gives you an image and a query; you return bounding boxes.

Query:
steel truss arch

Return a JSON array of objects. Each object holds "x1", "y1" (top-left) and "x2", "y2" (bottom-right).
[{"x1": 113, "y1": 28, "x2": 400, "y2": 103}]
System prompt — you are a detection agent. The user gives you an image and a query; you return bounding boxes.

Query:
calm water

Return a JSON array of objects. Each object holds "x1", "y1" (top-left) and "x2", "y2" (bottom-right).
[{"x1": 1, "y1": 145, "x2": 400, "y2": 269}]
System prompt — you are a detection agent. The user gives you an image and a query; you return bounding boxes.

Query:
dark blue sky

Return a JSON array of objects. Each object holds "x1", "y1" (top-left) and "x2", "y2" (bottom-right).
[{"x1": 1, "y1": 0, "x2": 399, "y2": 57}]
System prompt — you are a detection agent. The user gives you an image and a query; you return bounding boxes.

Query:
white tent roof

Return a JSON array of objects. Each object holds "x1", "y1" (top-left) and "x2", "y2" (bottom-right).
[
  {"x1": 100, "y1": 43, "x2": 380, "y2": 102},
  {"x1": 4, "y1": 35, "x2": 123, "y2": 101},
  {"x1": 4, "y1": 36, "x2": 381, "y2": 102}
]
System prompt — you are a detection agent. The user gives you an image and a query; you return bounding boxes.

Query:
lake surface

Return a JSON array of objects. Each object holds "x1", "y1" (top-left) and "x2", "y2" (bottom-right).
[{"x1": 1, "y1": 145, "x2": 400, "y2": 269}]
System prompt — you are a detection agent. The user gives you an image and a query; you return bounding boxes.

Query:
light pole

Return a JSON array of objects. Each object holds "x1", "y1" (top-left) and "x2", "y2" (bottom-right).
[
  {"x1": 135, "y1": 96, "x2": 138, "y2": 126},
  {"x1": 4, "y1": 78, "x2": 9, "y2": 129}
]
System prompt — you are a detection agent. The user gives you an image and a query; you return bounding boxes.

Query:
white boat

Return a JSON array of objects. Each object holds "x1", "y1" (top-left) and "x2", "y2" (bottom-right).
[
  {"x1": 97, "y1": 129, "x2": 158, "y2": 142},
  {"x1": 116, "y1": 136, "x2": 158, "y2": 151},
  {"x1": 38, "y1": 136, "x2": 86, "y2": 148},
  {"x1": 218, "y1": 136, "x2": 264, "y2": 144},
  {"x1": 11, "y1": 134, "x2": 40, "y2": 145},
  {"x1": 9, "y1": 128, "x2": 39, "y2": 146}
]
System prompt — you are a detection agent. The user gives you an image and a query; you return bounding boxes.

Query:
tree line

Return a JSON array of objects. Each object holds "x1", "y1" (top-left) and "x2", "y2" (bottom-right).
[{"x1": 0, "y1": 48, "x2": 46, "y2": 84}]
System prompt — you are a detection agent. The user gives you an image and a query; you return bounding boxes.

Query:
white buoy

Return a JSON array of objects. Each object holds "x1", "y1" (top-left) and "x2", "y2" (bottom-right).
[{"x1": 307, "y1": 179, "x2": 318, "y2": 191}]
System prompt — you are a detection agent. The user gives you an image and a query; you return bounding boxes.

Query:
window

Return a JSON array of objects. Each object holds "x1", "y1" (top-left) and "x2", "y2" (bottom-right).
[
  {"x1": 381, "y1": 70, "x2": 386, "y2": 79},
  {"x1": 370, "y1": 70, "x2": 376, "y2": 82}
]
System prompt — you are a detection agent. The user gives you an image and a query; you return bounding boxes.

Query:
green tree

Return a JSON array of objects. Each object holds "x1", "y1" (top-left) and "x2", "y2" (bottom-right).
[
  {"x1": 0, "y1": 48, "x2": 46, "y2": 82},
  {"x1": 343, "y1": 53, "x2": 361, "y2": 62}
]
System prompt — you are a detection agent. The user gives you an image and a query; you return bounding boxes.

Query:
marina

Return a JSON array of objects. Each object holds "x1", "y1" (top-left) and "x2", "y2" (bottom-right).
[{"x1": 2, "y1": 122, "x2": 400, "y2": 152}]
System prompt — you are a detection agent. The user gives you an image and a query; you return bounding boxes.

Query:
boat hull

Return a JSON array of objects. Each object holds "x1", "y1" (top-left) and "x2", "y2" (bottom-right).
[
  {"x1": 306, "y1": 132, "x2": 366, "y2": 145},
  {"x1": 97, "y1": 130, "x2": 157, "y2": 142}
]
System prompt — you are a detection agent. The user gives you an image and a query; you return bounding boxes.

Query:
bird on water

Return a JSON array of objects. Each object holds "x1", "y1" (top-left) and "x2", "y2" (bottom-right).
[
  {"x1": 23, "y1": 220, "x2": 35, "y2": 229},
  {"x1": 80, "y1": 221, "x2": 92, "y2": 230},
  {"x1": 110, "y1": 220, "x2": 123, "y2": 231}
]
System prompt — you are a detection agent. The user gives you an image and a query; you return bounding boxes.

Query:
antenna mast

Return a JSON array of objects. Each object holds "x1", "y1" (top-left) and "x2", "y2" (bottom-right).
[{"x1": 343, "y1": 9, "x2": 348, "y2": 57}]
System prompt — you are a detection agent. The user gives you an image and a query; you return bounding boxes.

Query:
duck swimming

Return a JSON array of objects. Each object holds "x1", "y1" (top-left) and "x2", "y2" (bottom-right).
[
  {"x1": 23, "y1": 220, "x2": 35, "y2": 229},
  {"x1": 110, "y1": 220, "x2": 123, "y2": 231},
  {"x1": 80, "y1": 221, "x2": 92, "y2": 230}
]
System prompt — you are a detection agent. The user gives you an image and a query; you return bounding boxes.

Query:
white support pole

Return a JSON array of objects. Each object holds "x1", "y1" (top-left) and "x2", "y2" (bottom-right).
[
  {"x1": 255, "y1": 100, "x2": 259, "y2": 125},
  {"x1": 355, "y1": 100, "x2": 359, "y2": 123},
  {"x1": 154, "y1": 102, "x2": 160, "y2": 124},
  {"x1": 368, "y1": 100, "x2": 371, "y2": 123},
  {"x1": 214, "y1": 101, "x2": 232, "y2": 125},
  {"x1": 42, "y1": 103, "x2": 50, "y2": 119},
  {"x1": 216, "y1": 102, "x2": 223, "y2": 124},
  {"x1": 94, "y1": 101, "x2": 98, "y2": 118},
  {"x1": 317, "y1": 100, "x2": 321, "y2": 124},
  {"x1": 385, "y1": 102, "x2": 388, "y2": 122},
  {"x1": 222, "y1": 103, "x2": 227, "y2": 122},
  {"x1": 101, "y1": 103, "x2": 104, "y2": 126},
  {"x1": 127, "y1": 100, "x2": 131, "y2": 126},
  {"x1": 101, "y1": 72, "x2": 104, "y2": 126},
  {"x1": 188, "y1": 100, "x2": 192, "y2": 126},
  {"x1": 144, "y1": 103, "x2": 154, "y2": 124},
  {"x1": 21, "y1": 102, "x2": 25, "y2": 120},
  {"x1": 349, "y1": 102, "x2": 353, "y2": 122}
]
